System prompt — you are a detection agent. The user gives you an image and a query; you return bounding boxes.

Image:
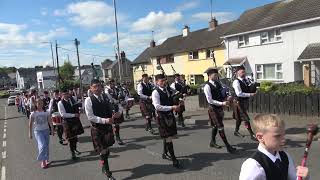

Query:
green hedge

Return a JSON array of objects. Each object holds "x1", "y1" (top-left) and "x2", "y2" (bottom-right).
[
  {"x1": 0, "y1": 92, "x2": 10, "y2": 98},
  {"x1": 259, "y1": 81, "x2": 320, "y2": 95}
]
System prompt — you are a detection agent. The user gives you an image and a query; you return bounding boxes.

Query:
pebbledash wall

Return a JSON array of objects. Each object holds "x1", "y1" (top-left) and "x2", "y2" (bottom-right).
[{"x1": 224, "y1": 20, "x2": 320, "y2": 83}]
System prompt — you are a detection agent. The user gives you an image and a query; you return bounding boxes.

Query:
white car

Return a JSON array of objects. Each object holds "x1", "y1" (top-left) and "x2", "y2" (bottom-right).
[{"x1": 7, "y1": 96, "x2": 16, "y2": 106}]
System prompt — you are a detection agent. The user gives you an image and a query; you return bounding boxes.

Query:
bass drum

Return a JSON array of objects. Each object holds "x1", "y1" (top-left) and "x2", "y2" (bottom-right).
[{"x1": 51, "y1": 112, "x2": 62, "y2": 125}]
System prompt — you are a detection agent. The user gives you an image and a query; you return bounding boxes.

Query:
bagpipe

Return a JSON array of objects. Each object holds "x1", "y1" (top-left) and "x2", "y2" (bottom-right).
[{"x1": 298, "y1": 124, "x2": 319, "y2": 180}]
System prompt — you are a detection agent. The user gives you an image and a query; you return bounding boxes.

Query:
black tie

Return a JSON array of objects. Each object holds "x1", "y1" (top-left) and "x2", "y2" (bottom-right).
[{"x1": 275, "y1": 158, "x2": 281, "y2": 169}]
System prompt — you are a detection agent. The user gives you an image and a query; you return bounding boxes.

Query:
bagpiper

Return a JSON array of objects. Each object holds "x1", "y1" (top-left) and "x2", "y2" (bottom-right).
[{"x1": 203, "y1": 68, "x2": 237, "y2": 153}]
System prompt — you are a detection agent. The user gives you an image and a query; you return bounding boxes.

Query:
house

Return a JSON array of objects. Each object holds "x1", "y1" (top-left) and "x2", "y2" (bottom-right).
[
  {"x1": 222, "y1": 0, "x2": 320, "y2": 85},
  {"x1": 36, "y1": 67, "x2": 56, "y2": 90},
  {"x1": 101, "y1": 52, "x2": 133, "y2": 83},
  {"x1": 132, "y1": 18, "x2": 233, "y2": 85},
  {"x1": 74, "y1": 65, "x2": 103, "y2": 85},
  {"x1": 16, "y1": 68, "x2": 37, "y2": 89}
]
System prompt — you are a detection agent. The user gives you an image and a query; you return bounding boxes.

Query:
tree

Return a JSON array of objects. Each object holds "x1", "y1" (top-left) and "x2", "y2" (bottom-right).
[{"x1": 60, "y1": 61, "x2": 75, "y2": 81}]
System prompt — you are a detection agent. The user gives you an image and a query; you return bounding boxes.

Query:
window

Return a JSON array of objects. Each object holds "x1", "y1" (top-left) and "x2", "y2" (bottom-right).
[
  {"x1": 206, "y1": 49, "x2": 214, "y2": 59},
  {"x1": 255, "y1": 63, "x2": 283, "y2": 80},
  {"x1": 157, "y1": 55, "x2": 174, "y2": 64},
  {"x1": 189, "y1": 74, "x2": 204, "y2": 85},
  {"x1": 238, "y1": 35, "x2": 249, "y2": 47},
  {"x1": 261, "y1": 29, "x2": 282, "y2": 44},
  {"x1": 189, "y1": 51, "x2": 199, "y2": 60}
]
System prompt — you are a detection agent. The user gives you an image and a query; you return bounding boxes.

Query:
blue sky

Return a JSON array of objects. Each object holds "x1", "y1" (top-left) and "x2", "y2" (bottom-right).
[{"x1": 0, "y1": 0, "x2": 276, "y2": 68}]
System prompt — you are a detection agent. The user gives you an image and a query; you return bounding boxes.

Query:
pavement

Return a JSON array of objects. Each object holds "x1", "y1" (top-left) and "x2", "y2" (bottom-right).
[{"x1": 0, "y1": 99, "x2": 319, "y2": 180}]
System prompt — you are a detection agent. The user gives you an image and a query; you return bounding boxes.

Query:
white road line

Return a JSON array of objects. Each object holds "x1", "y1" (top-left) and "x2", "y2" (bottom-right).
[
  {"x1": 3, "y1": 125, "x2": 6, "y2": 129},
  {"x1": 2, "y1": 151, "x2": 6, "y2": 159},
  {"x1": 2, "y1": 141, "x2": 5, "y2": 148},
  {"x1": 2, "y1": 134, "x2": 5, "y2": 139},
  {"x1": 1, "y1": 166, "x2": 5, "y2": 180}
]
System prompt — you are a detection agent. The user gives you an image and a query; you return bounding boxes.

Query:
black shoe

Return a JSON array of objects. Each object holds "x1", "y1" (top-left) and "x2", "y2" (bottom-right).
[
  {"x1": 125, "y1": 114, "x2": 130, "y2": 119},
  {"x1": 162, "y1": 153, "x2": 171, "y2": 160},
  {"x1": 250, "y1": 134, "x2": 258, "y2": 141},
  {"x1": 74, "y1": 149, "x2": 82, "y2": 155},
  {"x1": 209, "y1": 141, "x2": 222, "y2": 149},
  {"x1": 177, "y1": 121, "x2": 182, "y2": 126},
  {"x1": 226, "y1": 146, "x2": 237, "y2": 154},
  {"x1": 116, "y1": 137, "x2": 125, "y2": 145},
  {"x1": 181, "y1": 122, "x2": 186, "y2": 128},
  {"x1": 71, "y1": 154, "x2": 79, "y2": 161},
  {"x1": 148, "y1": 128, "x2": 155, "y2": 135},
  {"x1": 107, "y1": 176, "x2": 116, "y2": 180},
  {"x1": 234, "y1": 131, "x2": 244, "y2": 137},
  {"x1": 59, "y1": 140, "x2": 68, "y2": 146},
  {"x1": 172, "y1": 160, "x2": 182, "y2": 169}
]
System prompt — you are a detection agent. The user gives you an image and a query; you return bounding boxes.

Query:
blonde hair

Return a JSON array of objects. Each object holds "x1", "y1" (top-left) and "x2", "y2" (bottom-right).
[
  {"x1": 35, "y1": 98, "x2": 43, "y2": 110},
  {"x1": 253, "y1": 114, "x2": 285, "y2": 133}
]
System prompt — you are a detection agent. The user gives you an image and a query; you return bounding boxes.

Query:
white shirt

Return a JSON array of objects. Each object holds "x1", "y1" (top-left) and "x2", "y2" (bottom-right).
[
  {"x1": 137, "y1": 82, "x2": 151, "y2": 100},
  {"x1": 58, "y1": 99, "x2": 76, "y2": 119},
  {"x1": 48, "y1": 98, "x2": 59, "y2": 114},
  {"x1": 233, "y1": 77, "x2": 251, "y2": 98},
  {"x1": 105, "y1": 86, "x2": 118, "y2": 104},
  {"x1": 170, "y1": 82, "x2": 177, "y2": 91},
  {"x1": 84, "y1": 94, "x2": 109, "y2": 124},
  {"x1": 152, "y1": 87, "x2": 173, "y2": 112},
  {"x1": 203, "y1": 80, "x2": 226, "y2": 106},
  {"x1": 239, "y1": 144, "x2": 298, "y2": 180},
  {"x1": 30, "y1": 111, "x2": 50, "y2": 131}
]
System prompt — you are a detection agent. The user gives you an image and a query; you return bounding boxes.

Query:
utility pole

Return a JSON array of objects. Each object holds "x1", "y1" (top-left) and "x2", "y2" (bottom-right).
[
  {"x1": 74, "y1": 38, "x2": 83, "y2": 103},
  {"x1": 55, "y1": 40, "x2": 60, "y2": 87},
  {"x1": 49, "y1": 42, "x2": 57, "y2": 88},
  {"x1": 113, "y1": 0, "x2": 122, "y2": 82}
]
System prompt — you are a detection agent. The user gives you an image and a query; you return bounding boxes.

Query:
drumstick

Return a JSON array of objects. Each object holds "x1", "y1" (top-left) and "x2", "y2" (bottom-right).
[{"x1": 298, "y1": 124, "x2": 319, "y2": 180}]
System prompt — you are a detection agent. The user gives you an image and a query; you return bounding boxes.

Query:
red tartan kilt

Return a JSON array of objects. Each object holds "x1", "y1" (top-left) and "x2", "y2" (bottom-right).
[
  {"x1": 114, "y1": 113, "x2": 124, "y2": 124},
  {"x1": 208, "y1": 106, "x2": 224, "y2": 128},
  {"x1": 91, "y1": 125, "x2": 115, "y2": 152},
  {"x1": 123, "y1": 100, "x2": 134, "y2": 109},
  {"x1": 139, "y1": 100, "x2": 154, "y2": 118},
  {"x1": 156, "y1": 112, "x2": 177, "y2": 138},
  {"x1": 63, "y1": 117, "x2": 84, "y2": 140}
]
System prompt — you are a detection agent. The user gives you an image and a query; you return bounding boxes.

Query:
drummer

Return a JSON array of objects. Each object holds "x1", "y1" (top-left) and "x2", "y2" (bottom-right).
[{"x1": 48, "y1": 89, "x2": 67, "y2": 145}]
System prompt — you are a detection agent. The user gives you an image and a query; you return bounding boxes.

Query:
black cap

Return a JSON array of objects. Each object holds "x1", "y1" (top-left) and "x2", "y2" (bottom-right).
[
  {"x1": 174, "y1": 73, "x2": 180, "y2": 78},
  {"x1": 206, "y1": 68, "x2": 219, "y2": 76},
  {"x1": 142, "y1": 74, "x2": 148, "y2": 78},
  {"x1": 91, "y1": 79, "x2": 101, "y2": 86},
  {"x1": 155, "y1": 74, "x2": 166, "y2": 81}
]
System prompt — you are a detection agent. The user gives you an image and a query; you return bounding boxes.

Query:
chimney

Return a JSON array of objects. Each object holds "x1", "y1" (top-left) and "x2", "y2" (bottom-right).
[
  {"x1": 150, "y1": 40, "x2": 156, "y2": 48},
  {"x1": 209, "y1": 17, "x2": 218, "y2": 30},
  {"x1": 182, "y1": 25, "x2": 190, "y2": 37}
]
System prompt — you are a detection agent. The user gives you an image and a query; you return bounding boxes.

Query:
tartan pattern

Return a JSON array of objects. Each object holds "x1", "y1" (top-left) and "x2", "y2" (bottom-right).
[
  {"x1": 90, "y1": 125, "x2": 115, "y2": 153},
  {"x1": 208, "y1": 106, "x2": 225, "y2": 128},
  {"x1": 139, "y1": 99, "x2": 155, "y2": 118}
]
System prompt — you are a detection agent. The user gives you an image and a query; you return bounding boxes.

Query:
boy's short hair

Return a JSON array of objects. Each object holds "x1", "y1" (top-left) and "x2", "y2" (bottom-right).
[{"x1": 253, "y1": 114, "x2": 285, "y2": 132}]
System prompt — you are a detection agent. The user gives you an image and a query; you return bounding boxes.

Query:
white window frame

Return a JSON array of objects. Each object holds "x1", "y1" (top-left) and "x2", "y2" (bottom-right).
[
  {"x1": 206, "y1": 49, "x2": 214, "y2": 59},
  {"x1": 260, "y1": 29, "x2": 282, "y2": 44},
  {"x1": 255, "y1": 63, "x2": 283, "y2": 80},
  {"x1": 189, "y1": 75, "x2": 195, "y2": 85},
  {"x1": 238, "y1": 35, "x2": 249, "y2": 47},
  {"x1": 189, "y1": 51, "x2": 199, "y2": 60}
]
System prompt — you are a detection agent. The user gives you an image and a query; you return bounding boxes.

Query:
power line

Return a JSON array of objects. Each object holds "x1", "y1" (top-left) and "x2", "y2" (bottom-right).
[{"x1": 58, "y1": 46, "x2": 115, "y2": 58}]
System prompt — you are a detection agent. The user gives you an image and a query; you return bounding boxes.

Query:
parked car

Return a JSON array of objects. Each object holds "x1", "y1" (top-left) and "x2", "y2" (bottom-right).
[{"x1": 7, "y1": 96, "x2": 16, "y2": 106}]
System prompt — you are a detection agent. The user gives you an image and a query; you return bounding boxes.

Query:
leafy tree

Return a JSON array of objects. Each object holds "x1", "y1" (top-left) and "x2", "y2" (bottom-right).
[{"x1": 60, "y1": 61, "x2": 75, "y2": 81}]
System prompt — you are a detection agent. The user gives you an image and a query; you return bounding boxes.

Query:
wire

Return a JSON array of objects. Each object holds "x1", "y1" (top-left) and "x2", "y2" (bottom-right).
[{"x1": 58, "y1": 46, "x2": 115, "y2": 58}]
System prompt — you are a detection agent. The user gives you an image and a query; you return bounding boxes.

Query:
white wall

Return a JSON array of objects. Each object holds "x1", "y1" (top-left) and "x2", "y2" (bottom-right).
[{"x1": 226, "y1": 20, "x2": 320, "y2": 83}]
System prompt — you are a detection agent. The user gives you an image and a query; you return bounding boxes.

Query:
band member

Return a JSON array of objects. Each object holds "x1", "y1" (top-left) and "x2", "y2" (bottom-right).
[
  {"x1": 85, "y1": 79, "x2": 121, "y2": 180},
  {"x1": 120, "y1": 82, "x2": 134, "y2": 119},
  {"x1": 137, "y1": 74, "x2": 156, "y2": 134},
  {"x1": 170, "y1": 73, "x2": 187, "y2": 127},
  {"x1": 105, "y1": 79, "x2": 125, "y2": 145},
  {"x1": 25, "y1": 94, "x2": 31, "y2": 119},
  {"x1": 42, "y1": 91, "x2": 51, "y2": 112},
  {"x1": 58, "y1": 89, "x2": 84, "y2": 160},
  {"x1": 29, "y1": 89, "x2": 38, "y2": 112},
  {"x1": 204, "y1": 68, "x2": 236, "y2": 153},
  {"x1": 48, "y1": 90, "x2": 67, "y2": 145},
  {"x1": 232, "y1": 66, "x2": 257, "y2": 141}
]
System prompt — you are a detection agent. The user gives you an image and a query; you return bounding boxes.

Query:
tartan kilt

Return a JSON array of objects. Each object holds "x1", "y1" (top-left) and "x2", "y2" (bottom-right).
[
  {"x1": 91, "y1": 124, "x2": 115, "y2": 152},
  {"x1": 114, "y1": 113, "x2": 124, "y2": 124},
  {"x1": 232, "y1": 100, "x2": 250, "y2": 122},
  {"x1": 156, "y1": 112, "x2": 177, "y2": 138},
  {"x1": 122, "y1": 100, "x2": 134, "y2": 110},
  {"x1": 139, "y1": 99, "x2": 155, "y2": 118},
  {"x1": 63, "y1": 117, "x2": 84, "y2": 140},
  {"x1": 208, "y1": 106, "x2": 224, "y2": 128}
]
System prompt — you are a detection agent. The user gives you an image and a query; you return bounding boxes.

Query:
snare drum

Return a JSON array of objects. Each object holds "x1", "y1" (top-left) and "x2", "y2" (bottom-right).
[{"x1": 51, "y1": 112, "x2": 62, "y2": 125}]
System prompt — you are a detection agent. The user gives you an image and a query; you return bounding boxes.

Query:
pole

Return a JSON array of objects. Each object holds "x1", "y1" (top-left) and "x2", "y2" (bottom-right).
[
  {"x1": 75, "y1": 38, "x2": 83, "y2": 103},
  {"x1": 113, "y1": 0, "x2": 122, "y2": 82},
  {"x1": 55, "y1": 40, "x2": 60, "y2": 87},
  {"x1": 50, "y1": 42, "x2": 57, "y2": 88}
]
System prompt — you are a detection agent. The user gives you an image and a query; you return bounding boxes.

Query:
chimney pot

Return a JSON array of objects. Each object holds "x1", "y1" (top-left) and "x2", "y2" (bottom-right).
[
  {"x1": 209, "y1": 17, "x2": 218, "y2": 30},
  {"x1": 183, "y1": 25, "x2": 190, "y2": 37}
]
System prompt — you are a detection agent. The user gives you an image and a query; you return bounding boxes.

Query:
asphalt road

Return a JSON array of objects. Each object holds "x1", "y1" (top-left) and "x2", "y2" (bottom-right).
[{"x1": 0, "y1": 98, "x2": 319, "y2": 180}]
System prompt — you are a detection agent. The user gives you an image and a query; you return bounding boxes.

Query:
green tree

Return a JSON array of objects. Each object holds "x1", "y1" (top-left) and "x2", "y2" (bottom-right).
[{"x1": 60, "y1": 61, "x2": 75, "y2": 81}]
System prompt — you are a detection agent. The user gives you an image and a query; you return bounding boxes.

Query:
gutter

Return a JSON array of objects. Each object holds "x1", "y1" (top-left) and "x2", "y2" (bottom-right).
[{"x1": 221, "y1": 16, "x2": 320, "y2": 38}]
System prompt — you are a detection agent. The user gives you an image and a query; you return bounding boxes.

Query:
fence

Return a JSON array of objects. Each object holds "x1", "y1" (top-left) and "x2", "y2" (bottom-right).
[{"x1": 198, "y1": 92, "x2": 320, "y2": 117}]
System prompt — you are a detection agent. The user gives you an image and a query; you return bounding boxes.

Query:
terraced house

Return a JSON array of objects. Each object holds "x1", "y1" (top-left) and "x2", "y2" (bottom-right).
[
  {"x1": 132, "y1": 18, "x2": 233, "y2": 85},
  {"x1": 223, "y1": 0, "x2": 320, "y2": 86}
]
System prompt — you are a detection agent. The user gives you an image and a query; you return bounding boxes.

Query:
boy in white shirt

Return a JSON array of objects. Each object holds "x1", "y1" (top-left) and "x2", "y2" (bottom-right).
[{"x1": 239, "y1": 114, "x2": 309, "y2": 180}]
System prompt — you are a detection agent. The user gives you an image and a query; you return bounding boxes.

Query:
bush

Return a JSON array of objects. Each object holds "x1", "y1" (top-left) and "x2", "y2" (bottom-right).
[
  {"x1": 259, "y1": 81, "x2": 320, "y2": 95},
  {"x1": 0, "y1": 92, "x2": 10, "y2": 98},
  {"x1": 189, "y1": 84, "x2": 200, "y2": 95}
]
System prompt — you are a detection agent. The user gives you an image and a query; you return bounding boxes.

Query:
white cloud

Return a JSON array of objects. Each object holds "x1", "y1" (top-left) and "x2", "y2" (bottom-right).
[
  {"x1": 64, "y1": 1, "x2": 124, "y2": 28},
  {"x1": 176, "y1": 1, "x2": 199, "y2": 11},
  {"x1": 132, "y1": 11, "x2": 183, "y2": 32},
  {"x1": 89, "y1": 33, "x2": 112, "y2": 44},
  {"x1": 191, "y1": 12, "x2": 235, "y2": 23},
  {"x1": 53, "y1": 9, "x2": 67, "y2": 16}
]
